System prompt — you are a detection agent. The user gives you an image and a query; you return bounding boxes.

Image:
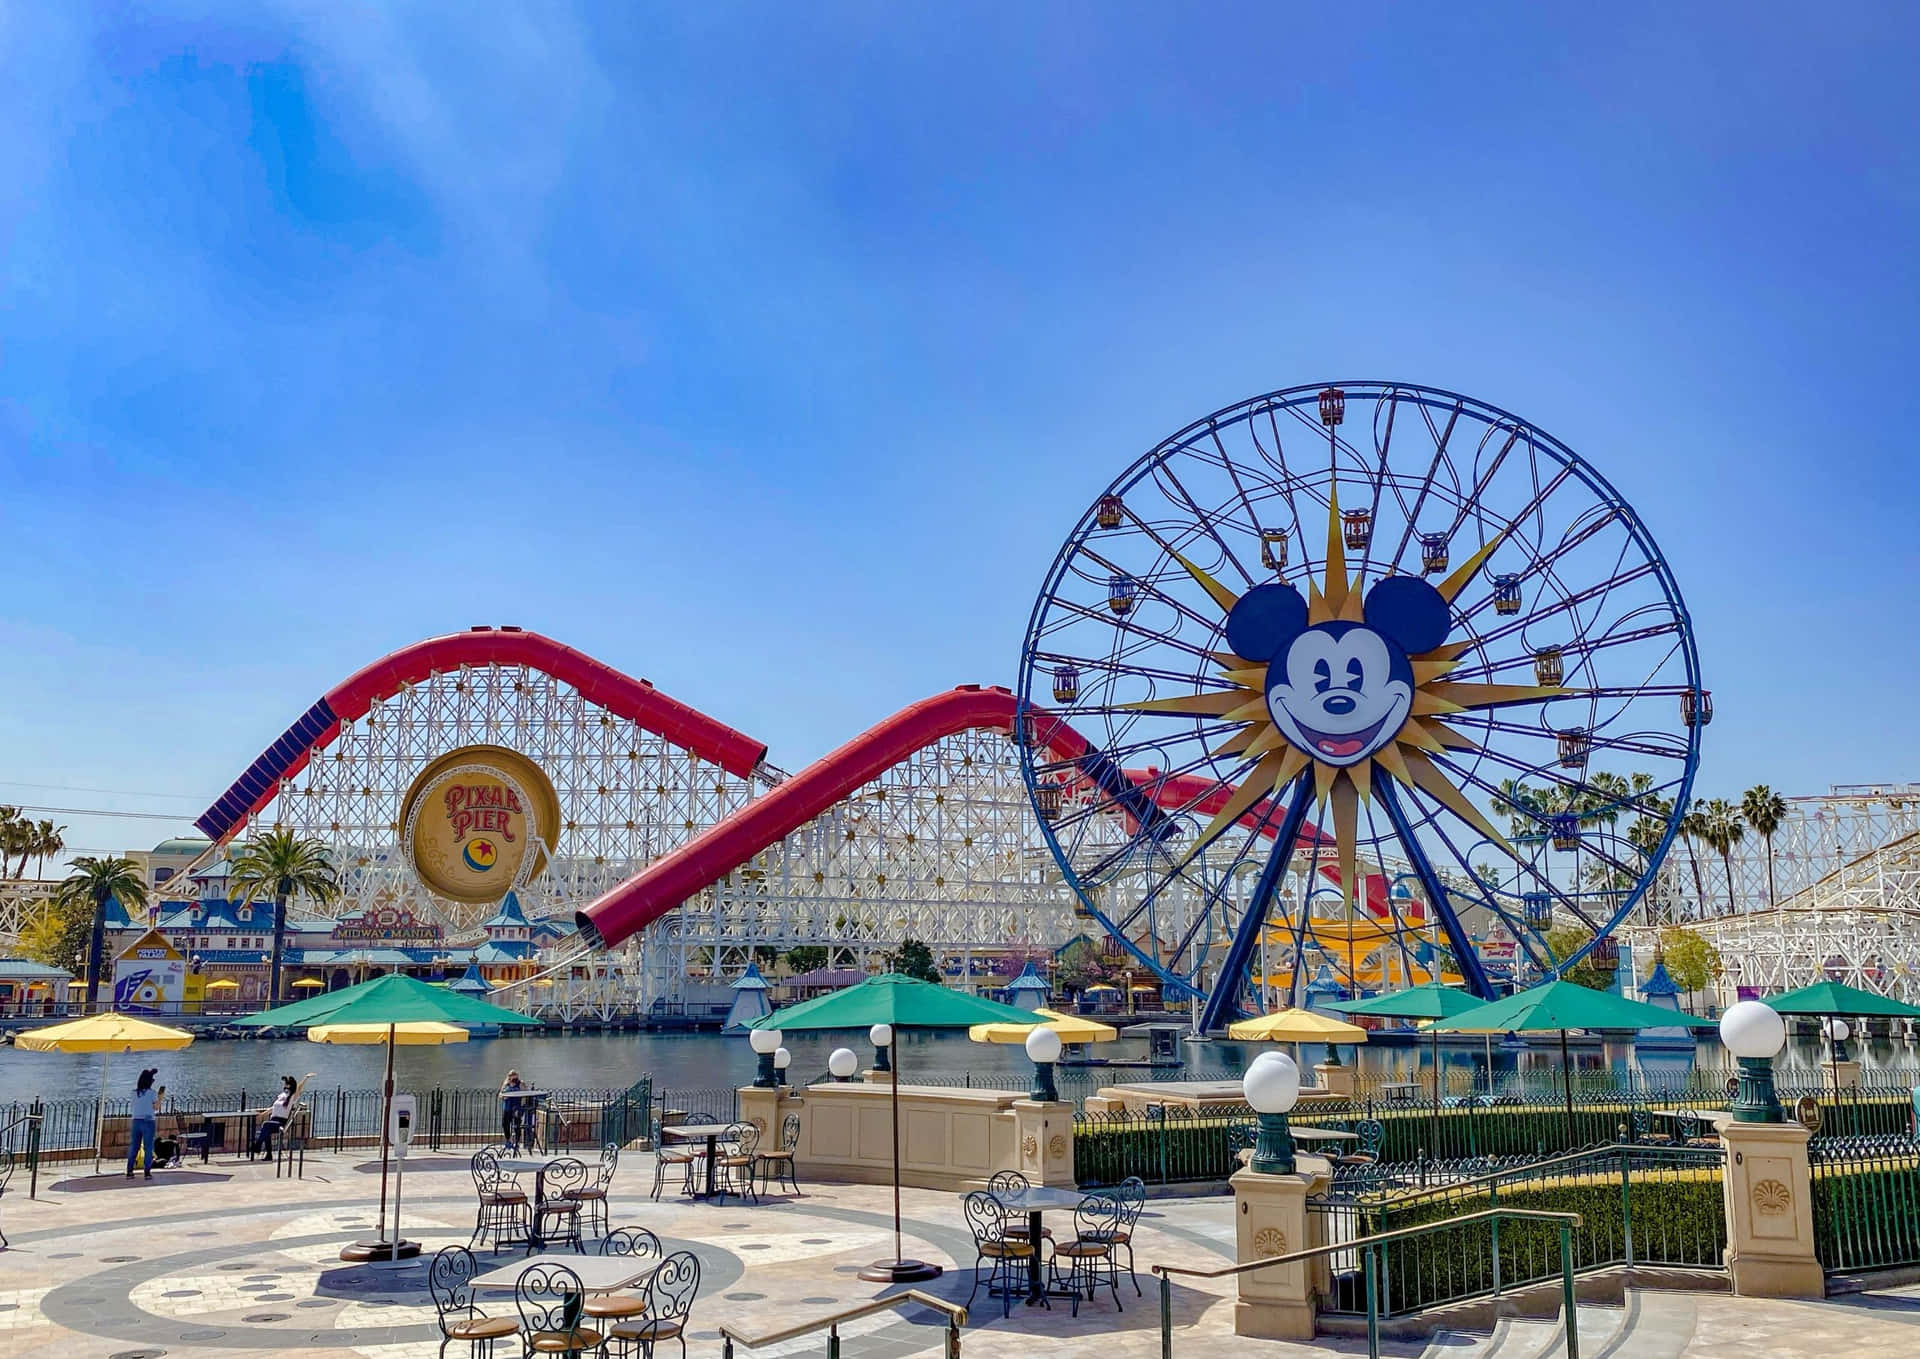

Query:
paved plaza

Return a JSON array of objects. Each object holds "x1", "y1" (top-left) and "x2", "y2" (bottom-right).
[{"x1": 1, "y1": 1150, "x2": 1917, "y2": 1359}]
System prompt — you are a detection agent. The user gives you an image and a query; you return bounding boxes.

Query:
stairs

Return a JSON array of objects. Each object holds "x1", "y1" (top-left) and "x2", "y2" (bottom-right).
[{"x1": 1409, "y1": 1289, "x2": 1701, "y2": 1358}]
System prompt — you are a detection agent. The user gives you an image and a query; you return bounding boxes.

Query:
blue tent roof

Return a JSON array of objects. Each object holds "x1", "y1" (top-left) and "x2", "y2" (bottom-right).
[
  {"x1": 447, "y1": 961, "x2": 492, "y2": 996},
  {"x1": 1007, "y1": 960, "x2": 1050, "y2": 994},
  {"x1": 1639, "y1": 960, "x2": 1683, "y2": 999},
  {"x1": 730, "y1": 962, "x2": 771, "y2": 992},
  {"x1": 482, "y1": 891, "x2": 531, "y2": 930}
]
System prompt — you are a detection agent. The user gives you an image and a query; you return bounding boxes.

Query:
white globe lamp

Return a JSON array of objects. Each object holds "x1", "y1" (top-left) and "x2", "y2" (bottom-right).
[
  {"x1": 749, "y1": 1026, "x2": 784, "y2": 1087},
  {"x1": 1242, "y1": 1052, "x2": 1301, "y2": 1173},
  {"x1": 774, "y1": 1046, "x2": 792, "y2": 1073},
  {"x1": 1721, "y1": 1000, "x2": 1786, "y2": 1123},
  {"x1": 870, "y1": 1022, "x2": 893, "y2": 1073},
  {"x1": 1024, "y1": 1025, "x2": 1063, "y2": 1101},
  {"x1": 828, "y1": 1046, "x2": 859, "y2": 1081}
]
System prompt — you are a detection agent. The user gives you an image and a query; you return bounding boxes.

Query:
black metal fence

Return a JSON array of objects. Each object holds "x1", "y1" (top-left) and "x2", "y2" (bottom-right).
[{"x1": 1811, "y1": 1134, "x2": 1920, "y2": 1276}]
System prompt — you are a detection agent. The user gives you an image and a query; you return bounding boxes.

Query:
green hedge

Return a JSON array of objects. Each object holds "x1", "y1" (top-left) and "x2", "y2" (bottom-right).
[
  {"x1": 1352, "y1": 1172, "x2": 1725, "y2": 1315},
  {"x1": 1074, "y1": 1115, "x2": 1240, "y2": 1186}
]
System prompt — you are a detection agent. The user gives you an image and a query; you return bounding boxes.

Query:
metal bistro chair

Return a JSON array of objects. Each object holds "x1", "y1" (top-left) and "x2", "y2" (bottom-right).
[
  {"x1": 428, "y1": 1245, "x2": 521, "y2": 1359},
  {"x1": 987, "y1": 1170, "x2": 1050, "y2": 1248},
  {"x1": 1335, "y1": 1119, "x2": 1384, "y2": 1168},
  {"x1": 513, "y1": 1260, "x2": 601, "y2": 1359},
  {"x1": 963, "y1": 1189, "x2": 1037, "y2": 1319},
  {"x1": 715, "y1": 1122, "x2": 760, "y2": 1204},
  {"x1": 754, "y1": 1113, "x2": 802, "y2": 1196},
  {"x1": 650, "y1": 1116, "x2": 703, "y2": 1201},
  {"x1": 1050, "y1": 1193, "x2": 1125, "y2": 1316},
  {"x1": 566, "y1": 1143, "x2": 618, "y2": 1239},
  {"x1": 1083, "y1": 1176, "x2": 1145, "y2": 1296},
  {"x1": 583, "y1": 1226, "x2": 662, "y2": 1327},
  {"x1": 534, "y1": 1157, "x2": 591, "y2": 1254},
  {"x1": 470, "y1": 1147, "x2": 532, "y2": 1253},
  {"x1": 607, "y1": 1249, "x2": 700, "y2": 1359}
]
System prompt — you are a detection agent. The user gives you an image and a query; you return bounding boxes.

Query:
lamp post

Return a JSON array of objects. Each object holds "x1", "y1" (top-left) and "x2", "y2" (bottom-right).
[
  {"x1": 828, "y1": 1047, "x2": 858, "y2": 1082},
  {"x1": 749, "y1": 1026, "x2": 784, "y2": 1088},
  {"x1": 773, "y1": 1046, "x2": 791, "y2": 1087},
  {"x1": 1025, "y1": 1025, "x2": 1062, "y2": 1102},
  {"x1": 1822, "y1": 1016, "x2": 1852, "y2": 1064},
  {"x1": 1721, "y1": 1000, "x2": 1786, "y2": 1123},
  {"x1": 1243, "y1": 1052, "x2": 1301, "y2": 1173},
  {"x1": 870, "y1": 1022, "x2": 893, "y2": 1073}
]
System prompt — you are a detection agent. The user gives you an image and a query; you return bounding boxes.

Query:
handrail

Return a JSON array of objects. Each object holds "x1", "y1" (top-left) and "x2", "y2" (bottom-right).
[
  {"x1": 1, "y1": 1111, "x2": 42, "y2": 1199},
  {"x1": 1349, "y1": 1139, "x2": 1721, "y2": 1206},
  {"x1": 718, "y1": 1289, "x2": 965, "y2": 1359},
  {"x1": 1152, "y1": 1208, "x2": 1583, "y2": 1359}
]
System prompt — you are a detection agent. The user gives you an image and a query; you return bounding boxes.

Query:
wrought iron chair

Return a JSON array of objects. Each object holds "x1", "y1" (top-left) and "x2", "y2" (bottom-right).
[
  {"x1": 650, "y1": 1116, "x2": 702, "y2": 1201},
  {"x1": 565, "y1": 1143, "x2": 618, "y2": 1239},
  {"x1": 987, "y1": 1170, "x2": 1050, "y2": 1247},
  {"x1": 1080, "y1": 1176, "x2": 1145, "y2": 1295},
  {"x1": 583, "y1": 1226, "x2": 662, "y2": 1326},
  {"x1": 963, "y1": 1189, "x2": 1037, "y2": 1318},
  {"x1": 607, "y1": 1249, "x2": 700, "y2": 1359},
  {"x1": 428, "y1": 1245, "x2": 520, "y2": 1359},
  {"x1": 1334, "y1": 1119, "x2": 1384, "y2": 1168},
  {"x1": 513, "y1": 1260, "x2": 601, "y2": 1358},
  {"x1": 1050, "y1": 1193, "x2": 1125, "y2": 1315},
  {"x1": 534, "y1": 1157, "x2": 591, "y2": 1253},
  {"x1": 754, "y1": 1113, "x2": 802, "y2": 1196},
  {"x1": 469, "y1": 1147, "x2": 531, "y2": 1253},
  {"x1": 716, "y1": 1122, "x2": 760, "y2": 1204}
]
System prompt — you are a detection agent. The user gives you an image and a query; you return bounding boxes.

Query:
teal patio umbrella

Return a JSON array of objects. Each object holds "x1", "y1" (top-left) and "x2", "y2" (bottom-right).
[
  {"x1": 748, "y1": 974, "x2": 1041, "y2": 1282},
  {"x1": 236, "y1": 974, "x2": 538, "y2": 1259},
  {"x1": 1325, "y1": 982, "x2": 1490, "y2": 1144},
  {"x1": 1764, "y1": 980, "x2": 1920, "y2": 1092},
  {"x1": 1429, "y1": 979, "x2": 1717, "y2": 1144}
]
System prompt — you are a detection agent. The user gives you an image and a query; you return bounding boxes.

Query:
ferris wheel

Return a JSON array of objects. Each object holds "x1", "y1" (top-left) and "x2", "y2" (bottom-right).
[{"x1": 1016, "y1": 382, "x2": 1707, "y2": 1030}]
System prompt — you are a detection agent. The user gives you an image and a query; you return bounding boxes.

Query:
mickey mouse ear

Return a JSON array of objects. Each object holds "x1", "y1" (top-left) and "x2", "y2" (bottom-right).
[
  {"x1": 1363, "y1": 576, "x2": 1451, "y2": 655},
  {"x1": 1225, "y1": 584, "x2": 1308, "y2": 661}
]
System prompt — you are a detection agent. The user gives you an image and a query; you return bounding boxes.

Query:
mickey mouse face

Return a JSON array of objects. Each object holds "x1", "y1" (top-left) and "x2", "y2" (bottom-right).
[{"x1": 1225, "y1": 575, "x2": 1451, "y2": 769}]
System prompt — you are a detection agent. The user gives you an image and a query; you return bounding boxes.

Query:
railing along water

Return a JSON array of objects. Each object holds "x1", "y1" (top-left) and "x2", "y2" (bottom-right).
[
  {"x1": 1153, "y1": 1209, "x2": 1584, "y2": 1359},
  {"x1": 718, "y1": 1290, "x2": 965, "y2": 1359}
]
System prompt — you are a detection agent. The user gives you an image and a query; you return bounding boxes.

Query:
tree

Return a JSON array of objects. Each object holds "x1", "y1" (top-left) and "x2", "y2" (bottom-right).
[
  {"x1": 0, "y1": 807, "x2": 30, "y2": 879},
  {"x1": 57, "y1": 856, "x2": 149, "y2": 1007},
  {"x1": 1741, "y1": 785, "x2": 1788, "y2": 915},
  {"x1": 885, "y1": 936, "x2": 941, "y2": 983},
  {"x1": 1657, "y1": 925, "x2": 1722, "y2": 1008},
  {"x1": 782, "y1": 945, "x2": 829, "y2": 976},
  {"x1": 1677, "y1": 805, "x2": 1711, "y2": 916},
  {"x1": 1494, "y1": 779, "x2": 1548, "y2": 842},
  {"x1": 19, "y1": 891, "x2": 92, "y2": 974},
  {"x1": 1054, "y1": 937, "x2": 1112, "y2": 993},
  {"x1": 230, "y1": 830, "x2": 343, "y2": 1006},
  {"x1": 1698, "y1": 798, "x2": 1745, "y2": 911},
  {"x1": 31, "y1": 820, "x2": 66, "y2": 879},
  {"x1": 1543, "y1": 924, "x2": 1614, "y2": 990}
]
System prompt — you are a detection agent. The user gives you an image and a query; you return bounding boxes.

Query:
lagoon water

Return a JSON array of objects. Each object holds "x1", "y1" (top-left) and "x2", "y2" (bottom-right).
[{"x1": 1, "y1": 1025, "x2": 1908, "y2": 1107}]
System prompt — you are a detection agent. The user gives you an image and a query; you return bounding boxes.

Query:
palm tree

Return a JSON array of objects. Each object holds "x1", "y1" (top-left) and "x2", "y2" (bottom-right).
[
  {"x1": 32, "y1": 820, "x2": 66, "y2": 880},
  {"x1": 58, "y1": 856, "x2": 150, "y2": 1008},
  {"x1": 1699, "y1": 798, "x2": 1745, "y2": 911},
  {"x1": 0, "y1": 807, "x2": 28, "y2": 879},
  {"x1": 1678, "y1": 805, "x2": 1711, "y2": 917},
  {"x1": 230, "y1": 830, "x2": 343, "y2": 1006},
  {"x1": 1741, "y1": 786, "x2": 1788, "y2": 912}
]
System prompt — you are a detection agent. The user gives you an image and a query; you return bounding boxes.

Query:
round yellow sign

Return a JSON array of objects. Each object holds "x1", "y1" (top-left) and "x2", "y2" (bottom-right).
[{"x1": 400, "y1": 745, "x2": 561, "y2": 905}]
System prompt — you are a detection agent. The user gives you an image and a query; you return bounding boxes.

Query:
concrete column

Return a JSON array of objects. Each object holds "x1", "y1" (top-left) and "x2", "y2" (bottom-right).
[
  {"x1": 1229, "y1": 1160, "x2": 1329, "y2": 1340},
  {"x1": 1009, "y1": 1099, "x2": 1075, "y2": 1187},
  {"x1": 736, "y1": 1085, "x2": 786, "y2": 1147},
  {"x1": 1829, "y1": 1060, "x2": 1861, "y2": 1092},
  {"x1": 1313, "y1": 1062, "x2": 1357, "y2": 1098},
  {"x1": 1718, "y1": 1119, "x2": 1825, "y2": 1298}
]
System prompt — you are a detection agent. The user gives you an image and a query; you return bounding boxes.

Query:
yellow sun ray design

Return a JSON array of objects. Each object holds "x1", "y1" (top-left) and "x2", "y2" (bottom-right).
[{"x1": 1099, "y1": 473, "x2": 1564, "y2": 903}]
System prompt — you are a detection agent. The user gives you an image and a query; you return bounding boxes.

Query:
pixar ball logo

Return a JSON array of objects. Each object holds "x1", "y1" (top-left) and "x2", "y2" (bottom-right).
[
  {"x1": 463, "y1": 838, "x2": 499, "y2": 873},
  {"x1": 1225, "y1": 575, "x2": 1451, "y2": 768}
]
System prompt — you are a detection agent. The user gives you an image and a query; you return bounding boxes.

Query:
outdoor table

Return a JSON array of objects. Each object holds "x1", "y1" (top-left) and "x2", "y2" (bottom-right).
[
  {"x1": 1380, "y1": 1082, "x2": 1421, "y2": 1104},
  {"x1": 662, "y1": 1123, "x2": 733, "y2": 1200},
  {"x1": 500, "y1": 1089, "x2": 551, "y2": 1152},
  {"x1": 1289, "y1": 1126, "x2": 1358, "y2": 1144},
  {"x1": 984, "y1": 1184, "x2": 1086, "y2": 1306},
  {"x1": 471, "y1": 1253, "x2": 663, "y2": 1293},
  {"x1": 498, "y1": 1154, "x2": 567, "y2": 1249}
]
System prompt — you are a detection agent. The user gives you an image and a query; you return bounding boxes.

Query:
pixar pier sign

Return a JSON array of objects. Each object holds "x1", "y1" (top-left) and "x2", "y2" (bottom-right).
[{"x1": 400, "y1": 744, "x2": 561, "y2": 906}]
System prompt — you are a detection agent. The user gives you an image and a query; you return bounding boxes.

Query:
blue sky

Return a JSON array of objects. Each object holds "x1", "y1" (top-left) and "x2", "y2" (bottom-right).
[{"x1": 2, "y1": 3, "x2": 1916, "y2": 862}]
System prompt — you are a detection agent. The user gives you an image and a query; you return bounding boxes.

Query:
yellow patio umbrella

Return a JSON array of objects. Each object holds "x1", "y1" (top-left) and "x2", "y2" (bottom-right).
[
  {"x1": 204, "y1": 978, "x2": 241, "y2": 991},
  {"x1": 291, "y1": 978, "x2": 327, "y2": 990},
  {"x1": 16, "y1": 1013, "x2": 195, "y2": 1175},
  {"x1": 968, "y1": 1007, "x2": 1120, "y2": 1044},
  {"x1": 1226, "y1": 1009, "x2": 1369, "y2": 1043}
]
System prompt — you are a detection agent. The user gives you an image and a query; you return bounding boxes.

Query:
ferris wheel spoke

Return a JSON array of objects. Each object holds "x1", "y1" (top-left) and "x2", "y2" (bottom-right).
[
  {"x1": 1147, "y1": 456, "x2": 1261, "y2": 587},
  {"x1": 1383, "y1": 399, "x2": 1466, "y2": 571}
]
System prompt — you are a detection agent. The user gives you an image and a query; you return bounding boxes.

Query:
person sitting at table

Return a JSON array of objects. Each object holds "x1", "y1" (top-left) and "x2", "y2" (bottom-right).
[
  {"x1": 500, "y1": 1070, "x2": 527, "y2": 1150},
  {"x1": 249, "y1": 1075, "x2": 299, "y2": 1159}
]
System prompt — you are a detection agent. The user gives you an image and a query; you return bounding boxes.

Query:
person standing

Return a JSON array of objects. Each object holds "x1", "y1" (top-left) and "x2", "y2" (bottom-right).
[
  {"x1": 127, "y1": 1068, "x2": 160, "y2": 1180},
  {"x1": 500, "y1": 1070, "x2": 525, "y2": 1151}
]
